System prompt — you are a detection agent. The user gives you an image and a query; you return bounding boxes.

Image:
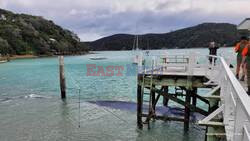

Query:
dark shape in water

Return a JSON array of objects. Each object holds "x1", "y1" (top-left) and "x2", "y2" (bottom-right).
[
  {"x1": 88, "y1": 100, "x2": 205, "y2": 122},
  {"x1": 0, "y1": 98, "x2": 12, "y2": 103}
]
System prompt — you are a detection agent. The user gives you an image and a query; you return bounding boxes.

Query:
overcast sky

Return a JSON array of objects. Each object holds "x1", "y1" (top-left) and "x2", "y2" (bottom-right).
[{"x1": 0, "y1": 0, "x2": 250, "y2": 41}]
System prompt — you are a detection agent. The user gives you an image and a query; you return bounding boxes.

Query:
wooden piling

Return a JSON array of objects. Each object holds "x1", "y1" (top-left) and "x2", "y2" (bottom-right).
[
  {"x1": 151, "y1": 84, "x2": 156, "y2": 111},
  {"x1": 163, "y1": 86, "x2": 169, "y2": 107},
  {"x1": 59, "y1": 56, "x2": 66, "y2": 99},
  {"x1": 137, "y1": 84, "x2": 143, "y2": 129},
  {"x1": 7, "y1": 55, "x2": 10, "y2": 62},
  {"x1": 184, "y1": 89, "x2": 191, "y2": 131},
  {"x1": 192, "y1": 88, "x2": 197, "y2": 107}
]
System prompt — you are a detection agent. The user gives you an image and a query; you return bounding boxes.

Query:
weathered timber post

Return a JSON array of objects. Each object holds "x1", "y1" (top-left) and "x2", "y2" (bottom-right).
[
  {"x1": 184, "y1": 89, "x2": 191, "y2": 132},
  {"x1": 163, "y1": 86, "x2": 169, "y2": 107},
  {"x1": 6, "y1": 54, "x2": 10, "y2": 62},
  {"x1": 59, "y1": 56, "x2": 66, "y2": 99},
  {"x1": 137, "y1": 77, "x2": 143, "y2": 129},
  {"x1": 151, "y1": 84, "x2": 156, "y2": 111},
  {"x1": 192, "y1": 88, "x2": 197, "y2": 107}
]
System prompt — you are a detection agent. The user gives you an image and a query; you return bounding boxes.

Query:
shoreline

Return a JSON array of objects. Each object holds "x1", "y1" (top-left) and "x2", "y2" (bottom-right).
[
  {"x1": 90, "y1": 46, "x2": 232, "y2": 52},
  {"x1": 10, "y1": 55, "x2": 39, "y2": 60},
  {"x1": 0, "y1": 60, "x2": 7, "y2": 64},
  {"x1": 0, "y1": 52, "x2": 92, "y2": 62}
]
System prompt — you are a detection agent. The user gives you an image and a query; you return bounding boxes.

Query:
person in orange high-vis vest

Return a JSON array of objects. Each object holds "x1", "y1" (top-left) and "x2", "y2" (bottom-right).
[
  {"x1": 241, "y1": 39, "x2": 250, "y2": 95},
  {"x1": 235, "y1": 36, "x2": 248, "y2": 80}
]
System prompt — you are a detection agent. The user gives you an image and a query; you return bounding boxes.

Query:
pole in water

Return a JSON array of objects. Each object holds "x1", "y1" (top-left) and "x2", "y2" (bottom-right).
[
  {"x1": 184, "y1": 89, "x2": 191, "y2": 132},
  {"x1": 137, "y1": 83, "x2": 143, "y2": 129},
  {"x1": 59, "y1": 56, "x2": 66, "y2": 99},
  {"x1": 78, "y1": 88, "x2": 81, "y2": 128}
]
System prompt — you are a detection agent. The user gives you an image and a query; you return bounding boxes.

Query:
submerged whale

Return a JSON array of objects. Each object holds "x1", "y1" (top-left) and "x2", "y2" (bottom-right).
[{"x1": 88, "y1": 100, "x2": 205, "y2": 122}]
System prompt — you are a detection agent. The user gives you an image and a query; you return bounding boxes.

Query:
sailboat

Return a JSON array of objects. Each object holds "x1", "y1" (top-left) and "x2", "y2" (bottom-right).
[
  {"x1": 145, "y1": 38, "x2": 150, "y2": 56},
  {"x1": 132, "y1": 35, "x2": 141, "y2": 64}
]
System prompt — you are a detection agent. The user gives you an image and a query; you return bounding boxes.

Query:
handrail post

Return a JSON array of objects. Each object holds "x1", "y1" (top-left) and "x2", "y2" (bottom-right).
[{"x1": 188, "y1": 53, "x2": 195, "y2": 75}]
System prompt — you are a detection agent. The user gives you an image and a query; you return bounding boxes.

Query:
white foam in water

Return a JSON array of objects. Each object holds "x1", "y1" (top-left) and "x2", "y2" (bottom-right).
[{"x1": 24, "y1": 94, "x2": 50, "y2": 99}]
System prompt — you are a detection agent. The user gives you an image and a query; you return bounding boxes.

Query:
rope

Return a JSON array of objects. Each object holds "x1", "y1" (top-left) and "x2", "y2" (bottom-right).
[
  {"x1": 99, "y1": 105, "x2": 158, "y2": 141},
  {"x1": 78, "y1": 88, "x2": 81, "y2": 128}
]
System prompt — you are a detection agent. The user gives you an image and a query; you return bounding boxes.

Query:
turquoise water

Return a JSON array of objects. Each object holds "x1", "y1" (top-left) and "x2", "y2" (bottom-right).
[{"x1": 0, "y1": 48, "x2": 235, "y2": 141}]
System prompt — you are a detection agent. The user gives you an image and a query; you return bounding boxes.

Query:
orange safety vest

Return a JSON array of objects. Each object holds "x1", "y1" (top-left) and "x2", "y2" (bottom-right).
[
  {"x1": 235, "y1": 42, "x2": 246, "y2": 53},
  {"x1": 242, "y1": 43, "x2": 250, "y2": 57}
]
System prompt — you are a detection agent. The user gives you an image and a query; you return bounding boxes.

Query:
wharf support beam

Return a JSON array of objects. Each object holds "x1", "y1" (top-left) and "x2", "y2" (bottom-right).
[
  {"x1": 184, "y1": 89, "x2": 192, "y2": 131},
  {"x1": 162, "y1": 86, "x2": 169, "y2": 107},
  {"x1": 137, "y1": 84, "x2": 143, "y2": 129},
  {"x1": 136, "y1": 84, "x2": 210, "y2": 131},
  {"x1": 153, "y1": 87, "x2": 209, "y2": 132},
  {"x1": 136, "y1": 75, "x2": 212, "y2": 131},
  {"x1": 153, "y1": 88, "x2": 209, "y2": 116}
]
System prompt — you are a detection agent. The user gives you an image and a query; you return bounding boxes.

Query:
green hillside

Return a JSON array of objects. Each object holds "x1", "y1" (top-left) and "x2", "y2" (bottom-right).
[
  {"x1": 87, "y1": 23, "x2": 239, "y2": 51},
  {"x1": 0, "y1": 8, "x2": 88, "y2": 56}
]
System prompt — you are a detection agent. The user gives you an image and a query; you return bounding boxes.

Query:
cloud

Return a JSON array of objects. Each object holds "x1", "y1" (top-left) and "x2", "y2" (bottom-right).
[
  {"x1": 1, "y1": 0, "x2": 250, "y2": 41},
  {"x1": 0, "y1": 0, "x2": 8, "y2": 8}
]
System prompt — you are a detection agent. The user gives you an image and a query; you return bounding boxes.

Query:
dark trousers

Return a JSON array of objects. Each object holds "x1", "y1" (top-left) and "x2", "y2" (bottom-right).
[
  {"x1": 209, "y1": 57, "x2": 217, "y2": 64},
  {"x1": 247, "y1": 64, "x2": 250, "y2": 87}
]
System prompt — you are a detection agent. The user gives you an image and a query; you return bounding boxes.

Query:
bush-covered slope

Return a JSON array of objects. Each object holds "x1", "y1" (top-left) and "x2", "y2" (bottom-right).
[
  {"x1": 88, "y1": 23, "x2": 239, "y2": 51},
  {"x1": 0, "y1": 8, "x2": 88, "y2": 56}
]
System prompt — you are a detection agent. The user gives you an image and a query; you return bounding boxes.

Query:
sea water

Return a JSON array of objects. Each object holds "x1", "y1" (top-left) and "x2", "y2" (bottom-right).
[{"x1": 0, "y1": 48, "x2": 235, "y2": 141}]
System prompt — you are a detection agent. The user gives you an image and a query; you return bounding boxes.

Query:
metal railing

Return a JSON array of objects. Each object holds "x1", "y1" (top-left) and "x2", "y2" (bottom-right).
[{"x1": 138, "y1": 53, "x2": 207, "y2": 76}]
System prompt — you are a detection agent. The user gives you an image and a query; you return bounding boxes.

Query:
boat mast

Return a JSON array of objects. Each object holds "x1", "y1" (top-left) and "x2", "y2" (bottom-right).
[{"x1": 136, "y1": 35, "x2": 139, "y2": 50}]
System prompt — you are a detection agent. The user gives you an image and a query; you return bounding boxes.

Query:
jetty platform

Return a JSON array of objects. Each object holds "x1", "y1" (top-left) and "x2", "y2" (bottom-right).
[{"x1": 136, "y1": 54, "x2": 250, "y2": 141}]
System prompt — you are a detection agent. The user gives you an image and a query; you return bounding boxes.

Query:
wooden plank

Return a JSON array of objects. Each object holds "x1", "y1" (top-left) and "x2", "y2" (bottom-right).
[
  {"x1": 202, "y1": 95, "x2": 221, "y2": 100},
  {"x1": 204, "y1": 85, "x2": 221, "y2": 96},
  {"x1": 198, "y1": 105, "x2": 224, "y2": 125},
  {"x1": 199, "y1": 121, "x2": 224, "y2": 127},
  {"x1": 140, "y1": 76, "x2": 207, "y2": 88},
  {"x1": 140, "y1": 67, "x2": 207, "y2": 76},
  {"x1": 206, "y1": 133, "x2": 226, "y2": 136},
  {"x1": 142, "y1": 114, "x2": 185, "y2": 122},
  {"x1": 195, "y1": 92, "x2": 210, "y2": 104}
]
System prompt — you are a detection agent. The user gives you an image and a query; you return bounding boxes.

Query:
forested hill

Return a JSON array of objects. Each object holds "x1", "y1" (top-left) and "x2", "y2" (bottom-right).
[
  {"x1": 0, "y1": 8, "x2": 88, "y2": 56},
  {"x1": 87, "y1": 23, "x2": 239, "y2": 51}
]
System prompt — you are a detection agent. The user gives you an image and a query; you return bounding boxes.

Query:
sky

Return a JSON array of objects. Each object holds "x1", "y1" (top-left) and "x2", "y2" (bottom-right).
[{"x1": 0, "y1": 0, "x2": 250, "y2": 41}]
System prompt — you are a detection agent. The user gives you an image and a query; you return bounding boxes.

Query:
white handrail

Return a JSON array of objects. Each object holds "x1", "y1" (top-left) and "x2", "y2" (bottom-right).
[{"x1": 209, "y1": 56, "x2": 250, "y2": 141}]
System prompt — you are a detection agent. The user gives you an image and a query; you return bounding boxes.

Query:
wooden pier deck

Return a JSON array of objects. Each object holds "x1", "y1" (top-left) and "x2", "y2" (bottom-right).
[{"x1": 136, "y1": 54, "x2": 250, "y2": 141}]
